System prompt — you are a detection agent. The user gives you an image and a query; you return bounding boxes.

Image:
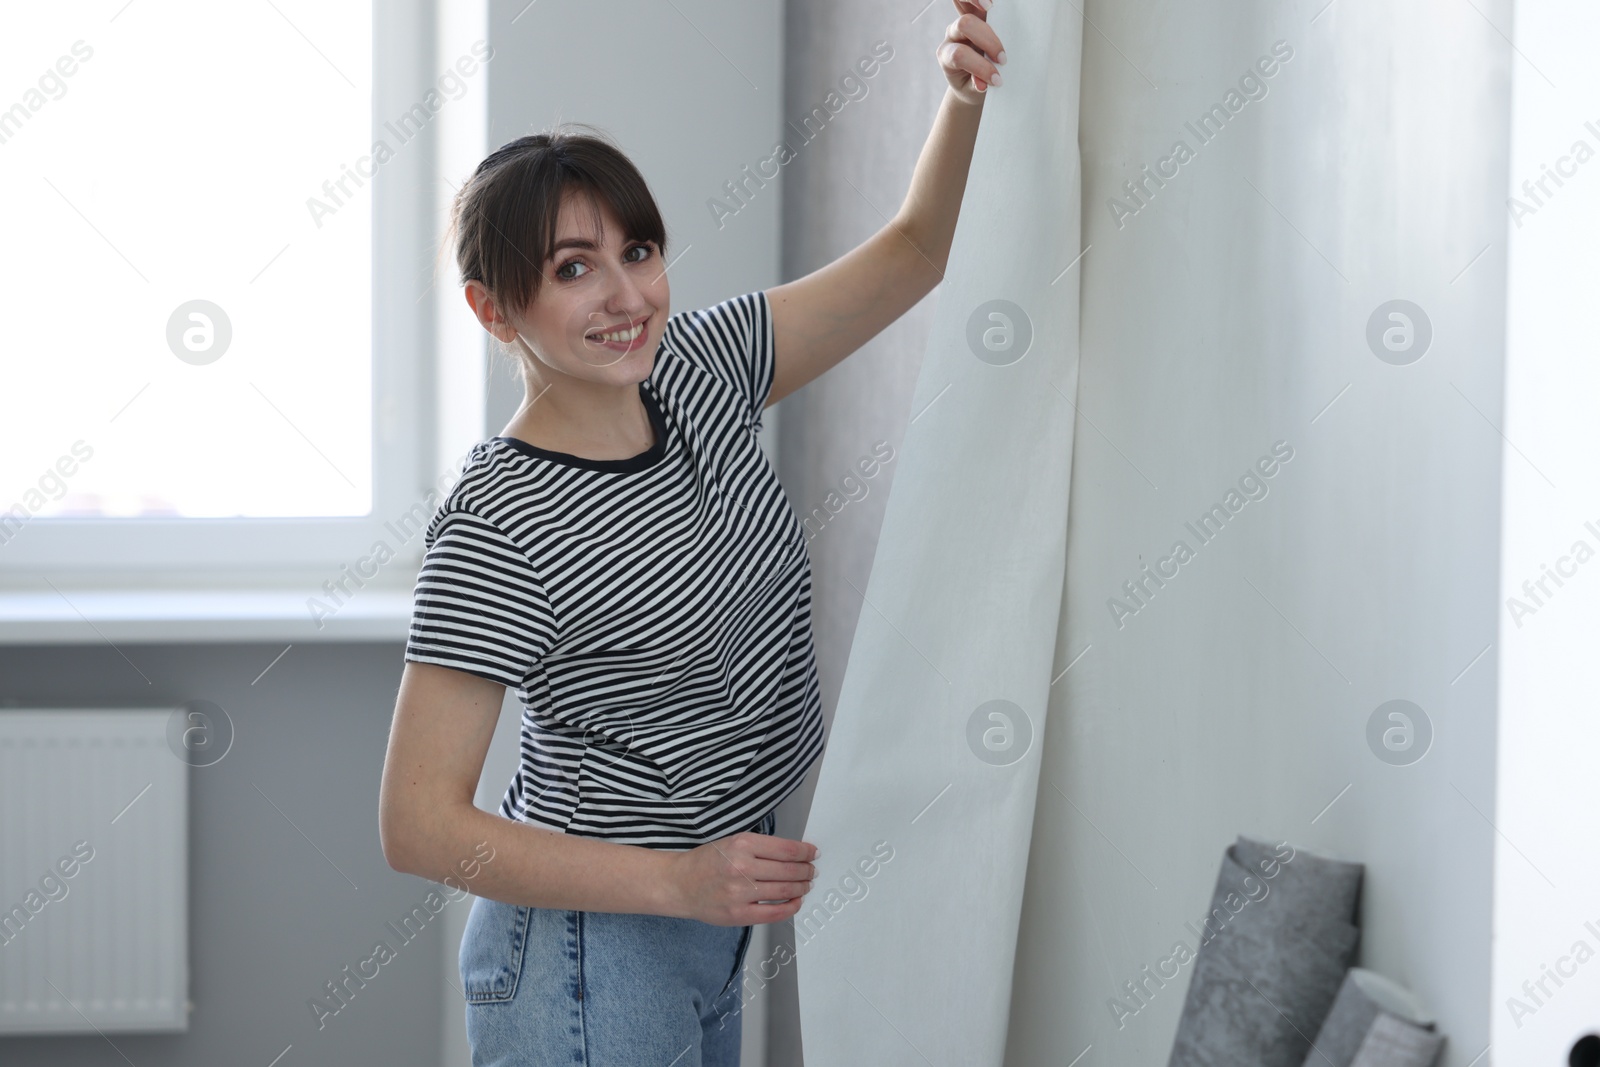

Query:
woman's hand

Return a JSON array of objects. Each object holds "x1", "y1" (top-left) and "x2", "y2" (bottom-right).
[
  {"x1": 662, "y1": 829, "x2": 819, "y2": 926},
  {"x1": 938, "y1": 0, "x2": 1007, "y2": 106}
]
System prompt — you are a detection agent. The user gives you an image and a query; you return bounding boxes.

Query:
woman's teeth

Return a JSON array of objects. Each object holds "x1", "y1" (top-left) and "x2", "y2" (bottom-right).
[{"x1": 589, "y1": 322, "x2": 643, "y2": 344}]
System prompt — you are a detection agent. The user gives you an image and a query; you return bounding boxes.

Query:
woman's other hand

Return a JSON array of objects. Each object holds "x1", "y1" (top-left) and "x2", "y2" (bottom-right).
[{"x1": 663, "y1": 829, "x2": 819, "y2": 926}]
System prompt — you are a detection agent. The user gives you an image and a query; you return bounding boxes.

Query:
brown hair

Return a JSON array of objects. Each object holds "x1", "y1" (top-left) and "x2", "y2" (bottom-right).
[{"x1": 446, "y1": 123, "x2": 668, "y2": 333}]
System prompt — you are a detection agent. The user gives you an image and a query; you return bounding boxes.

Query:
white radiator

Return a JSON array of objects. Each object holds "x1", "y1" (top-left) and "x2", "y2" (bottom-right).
[{"x1": 0, "y1": 708, "x2": 188, "y2": 1034}]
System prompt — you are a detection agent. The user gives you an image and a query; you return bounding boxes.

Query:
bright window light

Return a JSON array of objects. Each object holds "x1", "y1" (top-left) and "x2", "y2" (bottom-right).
[{"x1": 0, "y1": 0, "x2": 373, "y2": 520}]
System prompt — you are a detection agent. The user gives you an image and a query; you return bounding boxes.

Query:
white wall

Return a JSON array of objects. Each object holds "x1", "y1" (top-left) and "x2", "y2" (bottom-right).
[{"x1": 1005, "y1": 2, "x2": 1510, "y2": 1063}]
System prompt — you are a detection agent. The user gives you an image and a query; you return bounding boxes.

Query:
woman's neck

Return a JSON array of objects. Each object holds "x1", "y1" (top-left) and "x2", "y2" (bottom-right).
[{"x1": 500, "y1": 374, "x2": 655, "y2": 461}]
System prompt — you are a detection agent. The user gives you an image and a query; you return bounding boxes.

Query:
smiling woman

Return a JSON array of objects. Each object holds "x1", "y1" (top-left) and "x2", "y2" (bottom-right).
[
  {"x1": 380, "y1": 124, "x2": 825, "y2": 1066},
  {"x1": 379, "y1": 5, "x2": 1004, "y2": 1057}
]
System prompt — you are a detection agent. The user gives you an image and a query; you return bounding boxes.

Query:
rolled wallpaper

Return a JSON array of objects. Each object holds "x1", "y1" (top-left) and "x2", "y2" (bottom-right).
[
  {"x1": 795, "y1": 0, "x2": 1085, "y2": 1063},
  {"x1": 1307, "y1": 968, "x2": 1442, "y2": 1067},
  {"x1": 1166, "y1": 836, "x2": 1364, "y2": 1067}
]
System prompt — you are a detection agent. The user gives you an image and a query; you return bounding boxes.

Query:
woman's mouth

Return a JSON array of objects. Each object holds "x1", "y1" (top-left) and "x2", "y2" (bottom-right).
[{"x1": 585, "y1": 317, "x2": 648, "y2": 352}]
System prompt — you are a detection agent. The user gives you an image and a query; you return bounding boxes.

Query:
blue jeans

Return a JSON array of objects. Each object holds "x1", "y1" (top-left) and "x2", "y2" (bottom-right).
[{"x1": 460, "y1": 811, "x2": 775, "y2": 1066}]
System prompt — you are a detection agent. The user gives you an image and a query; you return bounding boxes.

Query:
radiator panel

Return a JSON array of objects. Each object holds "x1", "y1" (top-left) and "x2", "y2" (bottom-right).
[{"x1": 0, "y1": 708, "x2": 189, "y2": 1034}]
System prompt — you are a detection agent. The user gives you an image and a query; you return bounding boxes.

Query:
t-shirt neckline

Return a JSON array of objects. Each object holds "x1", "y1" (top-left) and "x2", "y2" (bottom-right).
[{"x1": 492, "y1": 381, "x2": 668, "y2": 473}]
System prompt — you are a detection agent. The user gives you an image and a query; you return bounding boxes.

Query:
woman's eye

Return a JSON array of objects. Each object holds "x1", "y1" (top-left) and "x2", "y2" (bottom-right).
[{"x1": 556, "y1": 246, "x2": 650, "y2": 281}]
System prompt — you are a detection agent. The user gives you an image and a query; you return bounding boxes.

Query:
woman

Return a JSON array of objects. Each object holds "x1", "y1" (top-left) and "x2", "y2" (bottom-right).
[{"x1": 378, "y1": 4, "x2": 1006, "y2": 1062}]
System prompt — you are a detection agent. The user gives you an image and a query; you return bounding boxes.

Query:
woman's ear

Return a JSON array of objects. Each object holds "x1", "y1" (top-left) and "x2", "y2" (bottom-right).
[{"x1": 463, "y1": 280, "x2": 519, "y2": 344}]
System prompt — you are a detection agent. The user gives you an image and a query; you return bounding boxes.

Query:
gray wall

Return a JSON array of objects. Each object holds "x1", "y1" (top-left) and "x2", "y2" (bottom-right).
[{"x1": 0, "y1": 642, "x2": 440, "y2": 1066}]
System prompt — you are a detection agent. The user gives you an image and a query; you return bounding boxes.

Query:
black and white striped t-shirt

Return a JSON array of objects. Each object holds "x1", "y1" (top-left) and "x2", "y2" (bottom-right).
[{"x1": 404, "y1": 289, "x2": 825, "y2": 851}]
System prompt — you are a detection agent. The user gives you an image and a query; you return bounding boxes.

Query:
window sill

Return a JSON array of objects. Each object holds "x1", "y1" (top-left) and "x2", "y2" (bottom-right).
[{"x1": 0, "y1": 571, "x2": 417, "y2": 645}]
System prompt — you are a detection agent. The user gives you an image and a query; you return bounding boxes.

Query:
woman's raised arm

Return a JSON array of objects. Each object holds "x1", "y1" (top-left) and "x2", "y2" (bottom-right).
[{"x1": 764, "y1": 2, "x2": 1005, "y2": 407}]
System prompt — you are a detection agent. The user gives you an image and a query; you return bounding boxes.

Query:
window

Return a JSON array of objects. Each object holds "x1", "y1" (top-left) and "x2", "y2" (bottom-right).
[{"x1": 0, "y1": 0, "x2": 443, "y2": 578}]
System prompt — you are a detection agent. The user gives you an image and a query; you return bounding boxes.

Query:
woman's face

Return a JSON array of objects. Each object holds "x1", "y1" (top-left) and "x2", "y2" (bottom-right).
[{"x1": 476, "y1": 191, "x2": 669, "y2": 385}]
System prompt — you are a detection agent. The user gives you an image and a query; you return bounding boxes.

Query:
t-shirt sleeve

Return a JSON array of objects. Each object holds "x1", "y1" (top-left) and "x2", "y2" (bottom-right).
[
  {"x1": 404, "y1": 509, "x2": 557, "y2": 688},
  {"x1": 669, "y1": 288, "x2": 776, "y2": 434}
]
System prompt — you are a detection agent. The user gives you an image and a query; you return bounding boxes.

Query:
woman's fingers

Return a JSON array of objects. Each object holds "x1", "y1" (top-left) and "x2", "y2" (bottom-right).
[
  {"x1": 941, "y1": 39, "x2": 1003, "y2": 91},
  {"x1": 942, "y1": 12, "x2": 1005, "y2": 92},
  {"x1": 750, "y1": 880, "x2": 814, "y2": 903},
  {"x1": 750, "y1": 856, "x2": 817, "y2": 884},
  {"x1": 947, "y1": 8, "x2": 1003, "y2": 61},
  {"x1": 741, "y1": 837, "x2": 816, "y2": 882},
  {"x1": 742, "y1": 829, "x2": 818, "y2": 863},
  {"x1": 721, "y1": 833, "x2": 816, "y2": 902}
]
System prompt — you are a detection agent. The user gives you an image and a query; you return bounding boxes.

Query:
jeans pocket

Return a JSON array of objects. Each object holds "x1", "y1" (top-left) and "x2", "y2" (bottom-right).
[{"x1": 459, "y1": 895, "x2": 531, "y2": 1004}]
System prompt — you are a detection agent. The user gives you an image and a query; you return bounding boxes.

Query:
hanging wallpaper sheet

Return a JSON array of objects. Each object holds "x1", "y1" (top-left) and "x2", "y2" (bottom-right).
[{"x1": 797, "y1": 2, "x2": 1084, "y2": 1063}]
